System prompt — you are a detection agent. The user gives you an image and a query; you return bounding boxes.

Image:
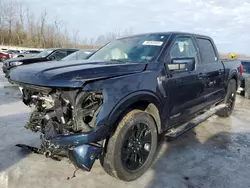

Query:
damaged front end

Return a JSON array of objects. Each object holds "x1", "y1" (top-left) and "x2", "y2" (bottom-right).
[{"x1": 19, "y1": 85, "x2": 105, "y2": 171}]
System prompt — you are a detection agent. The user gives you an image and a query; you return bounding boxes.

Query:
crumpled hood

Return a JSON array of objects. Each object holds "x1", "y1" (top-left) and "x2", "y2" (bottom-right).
[{"x1": 8, "y1": 60, "x2": 147, "y2": 88}]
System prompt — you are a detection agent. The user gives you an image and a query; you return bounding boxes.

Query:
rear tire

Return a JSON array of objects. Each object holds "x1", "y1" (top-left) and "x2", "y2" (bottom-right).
[
  {"x1": 216, "y1": 79, "x2": 236, "y2": 117},
  {"x1": 101, "y1": 110, "x2": 158, "y2": 181}
]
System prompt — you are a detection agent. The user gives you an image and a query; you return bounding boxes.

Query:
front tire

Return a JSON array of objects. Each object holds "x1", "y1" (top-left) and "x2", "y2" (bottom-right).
[
  {"x1": 102, "y1": 110, "x2": 158, "y2": 181},
  {"x1": 216, "y1": 79, "x2": 236, "y2": 117}
]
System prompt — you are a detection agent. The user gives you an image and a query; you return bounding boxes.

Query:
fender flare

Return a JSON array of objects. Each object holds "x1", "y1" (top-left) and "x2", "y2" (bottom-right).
[
  {"x1": 107, "y1": 90, "x2": 166, "y2": 133},
  {"x1": 228, "y1": 69, "x2": 239, "y2": 88}
]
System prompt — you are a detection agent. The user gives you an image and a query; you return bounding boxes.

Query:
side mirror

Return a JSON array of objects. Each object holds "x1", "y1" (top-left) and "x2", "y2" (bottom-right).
[{"x1": 167, "y1": 57, "x2": 195, "y2": 72}]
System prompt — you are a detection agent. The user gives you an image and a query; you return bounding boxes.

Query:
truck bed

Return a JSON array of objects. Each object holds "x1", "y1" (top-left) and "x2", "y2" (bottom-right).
[{"x1": 221, "y1": 59, "x2": 242, "y2": 88}]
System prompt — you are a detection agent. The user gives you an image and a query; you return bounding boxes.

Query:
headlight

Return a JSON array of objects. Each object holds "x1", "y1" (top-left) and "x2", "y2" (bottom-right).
[{"x1": 11, "y1": 61, "x2": 23, "y2": 66}]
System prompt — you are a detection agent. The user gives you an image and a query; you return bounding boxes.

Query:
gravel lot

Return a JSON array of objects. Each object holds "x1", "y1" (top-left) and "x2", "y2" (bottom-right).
[{"x1": 1, "y1": 63, "x2": 250, "y2": 188}]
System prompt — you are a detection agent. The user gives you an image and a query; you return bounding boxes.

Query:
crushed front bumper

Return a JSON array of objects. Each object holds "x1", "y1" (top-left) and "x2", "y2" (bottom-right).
[
  {"x1": 16, "y1": 89, "x2": 108, "y2": 172},
  {"x1": 68, "y1": 144, "x2": 102, "y2": 171},
  {"x1": 17, "y1": 124, "x2": 108, "y2": 172},
  {"x1": 48, "y1": 124, "x2": 109, "y2": 171}
]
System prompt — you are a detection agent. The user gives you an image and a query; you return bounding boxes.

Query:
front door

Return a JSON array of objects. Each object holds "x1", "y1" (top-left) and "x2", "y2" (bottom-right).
[{"x1": 162, "y1": 36, "x2": 207, "y2": 124}]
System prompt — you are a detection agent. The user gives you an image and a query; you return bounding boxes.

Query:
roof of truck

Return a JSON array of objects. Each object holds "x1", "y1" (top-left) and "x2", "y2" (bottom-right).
[{"x1": 119, "y1": 31, "x2": 211, "y2": 39}]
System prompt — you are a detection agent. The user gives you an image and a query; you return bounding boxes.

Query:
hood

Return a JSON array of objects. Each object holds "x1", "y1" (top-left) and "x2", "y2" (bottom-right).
[{"x1": 8, "y1": 60, "x2": 147, "y2": 88}]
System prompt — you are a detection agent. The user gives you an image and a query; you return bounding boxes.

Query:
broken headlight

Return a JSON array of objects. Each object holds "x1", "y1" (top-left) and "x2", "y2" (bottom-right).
[{"x1": 72, "y1": 92, "x2": 103, "y2": 132}]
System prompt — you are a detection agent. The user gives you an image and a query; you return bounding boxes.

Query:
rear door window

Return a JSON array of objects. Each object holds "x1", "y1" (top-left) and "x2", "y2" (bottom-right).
[{"x1": 196, "y1": 38, "x2": 217, "y2": 64}]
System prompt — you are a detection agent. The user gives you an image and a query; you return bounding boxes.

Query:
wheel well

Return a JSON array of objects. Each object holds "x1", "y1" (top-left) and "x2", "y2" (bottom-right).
[
  {"x1": 101, "y1": 100, "x2": 162, "y2": 157},
  {"x1": 104, "y1": 101, "x2": 161, "y2": 145},
  {"x1": 230, "y1": 75, "x2": 238, "y2": 88},
  {"x1": 128, "y1": 101, "x2": 162, "y2": 134}
]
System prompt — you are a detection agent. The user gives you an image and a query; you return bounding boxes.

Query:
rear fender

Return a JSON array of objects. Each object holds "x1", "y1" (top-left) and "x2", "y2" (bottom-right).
[{"x1": 228, "y1": 70, "x2": 239, "y2": 88}]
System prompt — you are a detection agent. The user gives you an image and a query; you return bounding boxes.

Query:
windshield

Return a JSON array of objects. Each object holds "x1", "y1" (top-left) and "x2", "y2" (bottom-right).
[
  {"x1": 88, "y1": 34, "x2": 169, "y2": 63},
  {"x1": 61, "y1": 50, "x2": 94, "y2": 61},
  {"x1": 242, "y1": 61, "x2": 250, "y2": 73},
  {"x1": 36, "y1": 49, "x2": 53, "y2": 58}
]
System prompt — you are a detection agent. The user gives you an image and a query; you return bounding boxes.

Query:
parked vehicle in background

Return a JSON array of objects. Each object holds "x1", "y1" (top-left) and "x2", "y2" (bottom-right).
[
  {"x1": 5, "y1": 50, "x2": 21, "y2": 59},
  {"x1": 6, "y1": 50, "x2": 20, "y2": 54},
  {"x1": 61, "y1": 49, "x2": 97, "y2": 61},
  {"x1": 2, "y1": 48, "x2": 78, "y2": 74},
  {"x1": 238, "y1": 60, "x2": 250, "y2": 94},
  {"x1": 12, "y1": 50, "x2": 42, "y2": 58},
  {"x1": 0, "y1": 52, "x2": 10, "y2": 61},
  {"x1": 0, "y1": 48, "x2": 8, "y2": 52},
  {"x1": 7, "y1": 32, "x2": 242, "y2": 181}
]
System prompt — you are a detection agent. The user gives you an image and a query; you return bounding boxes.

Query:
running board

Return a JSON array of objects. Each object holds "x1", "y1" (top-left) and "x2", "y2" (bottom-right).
[{"x1": 165, "y1": 103, "x2": 227, "y2": 139}]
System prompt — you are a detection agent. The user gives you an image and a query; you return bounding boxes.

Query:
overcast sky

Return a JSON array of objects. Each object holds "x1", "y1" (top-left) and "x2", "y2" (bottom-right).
[{"x1": 22, "y1": 0, "x2": 250, "y2": 54}]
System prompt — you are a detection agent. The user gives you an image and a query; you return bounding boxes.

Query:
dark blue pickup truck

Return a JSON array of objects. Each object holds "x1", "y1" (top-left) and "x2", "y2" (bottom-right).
[{"x1": 7, "y1": 32, "x2": 242, "y2": 181}]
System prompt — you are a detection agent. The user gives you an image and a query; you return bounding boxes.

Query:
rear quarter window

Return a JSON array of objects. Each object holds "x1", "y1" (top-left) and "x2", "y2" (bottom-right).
[{"x1": 196, "y1": 38, "x2": 217, "y2": 64}]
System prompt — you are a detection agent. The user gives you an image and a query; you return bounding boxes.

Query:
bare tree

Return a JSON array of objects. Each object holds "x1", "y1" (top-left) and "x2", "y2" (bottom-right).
[
  {"x1": 72, "y1": 29, "x2": 79, "y2": 48},
  {"x1": 62, "y1": 27, "x2": 70, "y2": 47},
  {"x1": 0, "y1": 0, "x2": 133, "y2": 49},
  {"x1": 122, "y1": 27, "x2": 134, "y2": 37},
  {"x1": 3, "y1": 0, "x2": 18, "y2": 44},
  {"x1": 54, "y1": 18, "x2": 64, "y2": 47},
  {"x1": 93, "y1": 28, "x2": 134, "y2": 45},
  {"x1": 0, "y1": 0, "x2": 4, "y2": 44},
  {"x1": 39, "y1": 9, "x2": 47, "y2": 48},
  {"x1": 15, "y1": 2, "x2": 27, "y2": 45}
]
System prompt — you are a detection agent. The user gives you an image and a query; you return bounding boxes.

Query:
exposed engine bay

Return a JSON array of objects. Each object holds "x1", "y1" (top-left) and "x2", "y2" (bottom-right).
[{"x1": 19, "y1": 85, "x2": 103, "y2": 163}]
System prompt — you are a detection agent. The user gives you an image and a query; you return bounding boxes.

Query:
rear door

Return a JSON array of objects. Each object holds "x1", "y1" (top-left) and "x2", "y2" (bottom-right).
[{"x1": 195, "y1": 37, "x2": 225, "y2": 105}]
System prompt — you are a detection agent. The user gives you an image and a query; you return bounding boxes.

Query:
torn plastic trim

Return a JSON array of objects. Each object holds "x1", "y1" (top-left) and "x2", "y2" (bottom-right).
[
  {"x1": 49, "y1": 124, "x2": 109, "y2": 146},
  {"x1": 68, "y1": 144, "x2": 102, "y2": 171}
]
